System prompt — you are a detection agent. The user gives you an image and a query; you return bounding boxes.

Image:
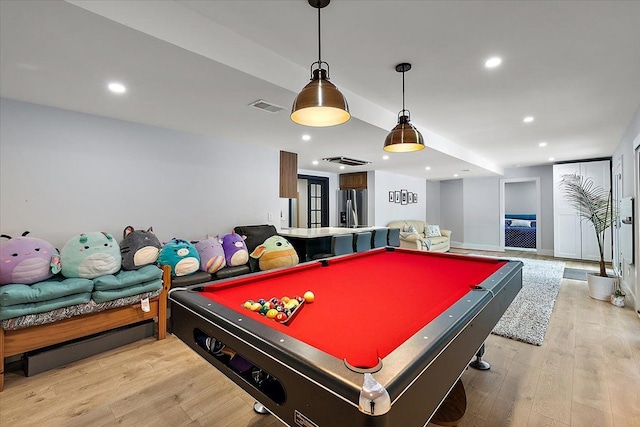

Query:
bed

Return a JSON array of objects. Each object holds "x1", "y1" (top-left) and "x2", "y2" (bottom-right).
[
  {"x1": 0, "y1": 265, "x2": 170, "y2": 391},
  {"x1": 505, "y1": 214, "x2": 537, "y2": 249}
]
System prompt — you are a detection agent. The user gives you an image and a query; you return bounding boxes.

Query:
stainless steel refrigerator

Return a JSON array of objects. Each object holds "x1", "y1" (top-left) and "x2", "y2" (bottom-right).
[{"x1": 338, "y1": 189, "x2": 368, "y2": 228}]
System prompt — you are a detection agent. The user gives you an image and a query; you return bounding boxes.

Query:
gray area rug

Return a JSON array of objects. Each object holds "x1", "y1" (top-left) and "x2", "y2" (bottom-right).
[
  {"x1": 491, "y1": 257, "x2": 565, "y2": 346},
  {"x1": 563, "y1": 268, "x2": 593, "y2": 281},
  {"x1": 563, "y1": 267, "x2": 614, "y2": 281}
]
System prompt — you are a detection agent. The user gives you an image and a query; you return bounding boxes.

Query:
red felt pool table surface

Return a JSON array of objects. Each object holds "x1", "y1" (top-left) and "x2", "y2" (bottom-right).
[{"x1": 198, "y1": 249, "x2": 506, "y2": 367}]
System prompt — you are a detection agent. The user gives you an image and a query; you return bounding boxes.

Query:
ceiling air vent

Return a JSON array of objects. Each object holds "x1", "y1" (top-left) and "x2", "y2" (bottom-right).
[
  {"x1": 248, "y1": 99, "x2": 286, "y2": 113},
  {"x1": 322, "y1": 157, "x2": 371, "y2": 166}
]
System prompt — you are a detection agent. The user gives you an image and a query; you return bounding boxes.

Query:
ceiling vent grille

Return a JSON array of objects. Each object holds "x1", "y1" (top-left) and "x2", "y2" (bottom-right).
[
  {"x1": 249, "y1": 99, "x2": 286, "y2": 113},
  {"x1": 322, "y1": 156, "x2": 371, "y2": 166}
]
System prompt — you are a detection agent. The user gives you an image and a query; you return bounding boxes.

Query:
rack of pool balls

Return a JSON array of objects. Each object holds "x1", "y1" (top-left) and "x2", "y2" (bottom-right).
[{"x1": 243, "y1": 291, "x2": 314, "y2": 324}]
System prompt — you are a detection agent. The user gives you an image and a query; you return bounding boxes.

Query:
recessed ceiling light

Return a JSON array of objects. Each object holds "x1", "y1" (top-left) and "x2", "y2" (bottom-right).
[
  {"x1": 339, "y1": 165, "x2": 345, "y2": 170},
  {"x1": 485, "y1": 57, "x2": 502, "y2": 68},
  {"x1": 302, "y1": 134, "x2": 311, "y2": 141},
  {"x1": 539, "y1": 142, "x2": 547, "y2": 147},
  {"x1": 453, "y1": 174, "x2": 459, "y2": 177},
  {"x1": 382, "y1": 155, "x2": 389, "y2": 160},
  {"x1": 108, "y1": 82, "x2": 126, "y2": 94},
  {"x1": 312, "y1": 160, "x2": 318, "y2": 165},
  {"x1": 523, "y1": 116, "x2": 534, "y2": 123},
  {"x1": 425, "y1": 166, "x2": 431, "y2": 171},
  {"x1": 548, "y1": 157, "x2": 555, "y2": 161}
]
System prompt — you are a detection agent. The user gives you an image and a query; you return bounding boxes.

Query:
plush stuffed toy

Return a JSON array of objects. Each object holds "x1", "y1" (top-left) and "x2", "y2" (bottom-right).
[
  {"x1": 0, "y1": 231, "x2": 59, "y2": 285},
  {"x1": 250, "y1": 235, "x2": 299, "y2": 271},
  {"x1": 222, "y1": 232, "x2": 249, "y2": 267},
  {"x1": 195, "y1": 236, "x2": 226, "y2": 273},
  {"x1": 60, "y1": 232, "x2": 121, "y2": 279},
  {"x1": 120, "y1": 226, "x2": 162, "y2": 270},
  {"x1": 157, "y1": 238, "x2": 200, "y2": 277}
]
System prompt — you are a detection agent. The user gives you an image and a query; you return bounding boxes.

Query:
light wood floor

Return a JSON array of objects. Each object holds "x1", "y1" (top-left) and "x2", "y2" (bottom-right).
[{"x1": 1, "y1": 250, "x2": 638, "y2": 427}]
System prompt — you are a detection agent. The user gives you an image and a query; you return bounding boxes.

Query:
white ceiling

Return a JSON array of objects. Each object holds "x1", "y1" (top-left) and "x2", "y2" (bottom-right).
[{"x1": 1, "y1": 0, "x2": 639, "y2": 181}]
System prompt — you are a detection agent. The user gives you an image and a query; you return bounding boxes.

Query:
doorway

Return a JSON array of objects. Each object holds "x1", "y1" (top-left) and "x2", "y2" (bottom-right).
[
  {"x1": 289, "y1": 175, "x2": 329, "y2": 228},
  {"x1": 500, "y1": 177, "x2": 541, "y2": 252}
]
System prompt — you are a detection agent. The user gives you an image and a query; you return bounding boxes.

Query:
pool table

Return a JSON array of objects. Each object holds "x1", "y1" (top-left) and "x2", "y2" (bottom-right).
[{"x1": 169, "y1": 248, "x2": 522, "y2": 427}]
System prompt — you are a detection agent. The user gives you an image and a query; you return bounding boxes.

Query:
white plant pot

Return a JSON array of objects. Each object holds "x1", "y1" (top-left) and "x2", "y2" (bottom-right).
[
  {"x1": 611, "y1": 294, "x2": 625, "y2": 307},
  {"x1": 587, "y1": 273, "x2": 618, "y2": 301}
]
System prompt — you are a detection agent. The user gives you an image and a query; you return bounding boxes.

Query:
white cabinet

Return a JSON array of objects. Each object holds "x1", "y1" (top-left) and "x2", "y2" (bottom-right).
[{"x1": 553, "y1": 160, "x2": 612, "y2": 261}]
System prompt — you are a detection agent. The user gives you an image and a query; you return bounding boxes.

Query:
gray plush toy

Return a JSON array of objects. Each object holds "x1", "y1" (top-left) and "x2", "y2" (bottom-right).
[{"x1": 120, "y1": 226, "x2": 162, "y2": 270}]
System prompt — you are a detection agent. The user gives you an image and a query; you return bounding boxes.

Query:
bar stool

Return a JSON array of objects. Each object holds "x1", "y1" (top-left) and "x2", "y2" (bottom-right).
[
  {"x1": 312, "y1": 234, "x2": 355, "y2": 259},
  {"x1": 353, "y1": 231, "x2": 372, "y2": 253},
  {"x1": 332, "y1": 234, "x2": 354, "y2": 256},
  {"x1": 387, "y1": 228, "x2": 401, "y2": 247},
  {"x1": 371, "y1": 228, "x2": 388, "y2": 248}
]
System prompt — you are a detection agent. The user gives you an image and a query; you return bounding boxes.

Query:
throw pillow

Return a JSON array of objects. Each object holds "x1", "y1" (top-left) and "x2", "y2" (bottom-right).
[
  {"x1": 407, "y1": 224, "x2": 419, "y2": 235},
  {"x1": 510, "y1": 219, "x2": 531, "y2": 227},
  {"x1": 425, "y1": 225, "x2": 441, "y2": 237}
]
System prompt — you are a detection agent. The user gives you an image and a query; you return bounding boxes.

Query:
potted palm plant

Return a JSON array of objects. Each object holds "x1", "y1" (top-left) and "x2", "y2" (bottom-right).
[{"x1": 559, "y1": 173, "x2": 619, "y2": 301}]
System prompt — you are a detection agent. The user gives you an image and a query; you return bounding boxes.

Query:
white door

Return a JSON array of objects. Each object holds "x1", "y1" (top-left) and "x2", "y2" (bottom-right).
[
  {"x1": 580, "y1": 160, "x2": 612, "y2": 262},
  {"x1": 554, "y1": 163, "x2": 581, "y2": 259}
]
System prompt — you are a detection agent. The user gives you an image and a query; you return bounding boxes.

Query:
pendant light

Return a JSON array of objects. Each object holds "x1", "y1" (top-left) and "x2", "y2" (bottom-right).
[
  {"x1": 291, "y1": 0, "x2": 350, "y2": 127},
  {"x1": 383, "y1": 63, "x2": 425, "y2": 152}
]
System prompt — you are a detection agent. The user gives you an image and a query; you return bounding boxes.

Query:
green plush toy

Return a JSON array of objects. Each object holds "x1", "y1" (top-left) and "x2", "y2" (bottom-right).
[
  {"x1": 60, "y1": 232, "x2": 121, "y2": 278},
  {"x1": 250, "y1": 236, "x2": 299, "y2": 271}
]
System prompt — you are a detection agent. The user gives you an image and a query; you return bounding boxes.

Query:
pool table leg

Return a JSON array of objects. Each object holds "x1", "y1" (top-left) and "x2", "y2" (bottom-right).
[
  {"x1": 469, "y1": 343, "x2": 491, "y2": 370},
  {"x1": 253, "y1": 401, "x2": 269, "y2": 414}
]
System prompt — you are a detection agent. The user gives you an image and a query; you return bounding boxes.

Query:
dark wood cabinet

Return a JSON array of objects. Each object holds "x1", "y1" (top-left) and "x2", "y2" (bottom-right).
[
  {"x1": 339, "y1": 172, "x2": 367, "y2": 190},
  {"x1": 279, "y1": 151, "x2": 298, "y2": 198}
]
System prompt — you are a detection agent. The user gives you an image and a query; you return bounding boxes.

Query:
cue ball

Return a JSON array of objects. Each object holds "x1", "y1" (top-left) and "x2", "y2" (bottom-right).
[{"x1": 303, "y1": 291, "x2": 315, "y2": 303}]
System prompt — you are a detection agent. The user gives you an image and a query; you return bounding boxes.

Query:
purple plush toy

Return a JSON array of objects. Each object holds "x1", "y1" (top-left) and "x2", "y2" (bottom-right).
[
  {"x1": 222, "y1": 232, "x2": 249, "y2": 267},
  {"x1": 0, "y1": 231, "x2": 59, "y2": 285},
  {"x1": 195, "y1": 236, "x2": 226, "y2": 273}
]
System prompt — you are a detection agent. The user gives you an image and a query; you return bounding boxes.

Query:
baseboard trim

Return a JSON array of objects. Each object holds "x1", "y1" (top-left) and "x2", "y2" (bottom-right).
[
  {"x1": 537, "y1": 249, "x2": 554, "y2": 257},
  {"x1": 450, "y1": 243, "x2": 555, "y2": 258},
  {"x1": 451, "y1": 242, "x2": 504, "y2": 252}
]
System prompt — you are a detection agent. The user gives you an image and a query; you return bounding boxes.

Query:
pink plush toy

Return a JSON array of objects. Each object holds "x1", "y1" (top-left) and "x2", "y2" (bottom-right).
[{"x1": 0, "y1": 231, "x2": 59, "y2": 285}]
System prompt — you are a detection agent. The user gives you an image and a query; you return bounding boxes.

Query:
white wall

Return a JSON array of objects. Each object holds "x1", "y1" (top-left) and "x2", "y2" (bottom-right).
[
  {"x1": 0, "y1": 98, "x2": 281, "y2": 248},
  {"x1": 440, "y1": 180, "x2": 464, "y2": 244},
  {"x1": 463, "y1": 177, "x2": 501, "y2": 250},
  {"x1": 372, "y1": 170, "x2": 426, "y2": 227},
  {"x1": 425, "y1": 181, "x2": 441, "y2": 225},
  {"x1": 505, "y1": 181, "x2": 537, "y2": 214},
  {"x1": 611, "y1": 104, "x2": 640, "y2": 311},
  {"x1": 439, "y1": 165, "x2": 554, "y2": 254}
]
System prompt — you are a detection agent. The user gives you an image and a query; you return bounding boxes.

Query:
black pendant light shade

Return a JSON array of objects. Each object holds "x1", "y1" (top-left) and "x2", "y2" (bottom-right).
[
  {"x1": 384, "y1": 63, "x2": 425, "y2": 152},
  {"x1": 291, "y1": 0, "x2": 350, "y2": 127}
]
